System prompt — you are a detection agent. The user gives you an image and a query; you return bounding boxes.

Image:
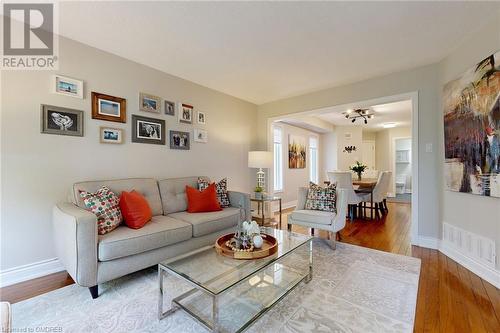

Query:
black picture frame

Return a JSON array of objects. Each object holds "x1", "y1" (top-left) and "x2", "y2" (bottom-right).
[{"x1": 132, "y1": 115, "x2": 165, "y2": 145}]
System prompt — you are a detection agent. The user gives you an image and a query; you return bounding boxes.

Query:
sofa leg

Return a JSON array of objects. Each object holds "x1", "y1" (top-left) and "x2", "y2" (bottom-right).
[
  {"x1": 330, "y1": 232, "x2": 337, "y2": 250},
  {"x1": 287, "y1": 223, "x2": 292, "y2": 232},
  {"x1": 89, "y1": 285, "x2": 98, "y2": 299}
]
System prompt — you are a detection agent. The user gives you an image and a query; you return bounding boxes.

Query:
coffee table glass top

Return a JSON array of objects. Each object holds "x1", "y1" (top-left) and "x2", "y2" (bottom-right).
[{"x1": 160, "y1": 227, "x2": 312, "y2": 295}]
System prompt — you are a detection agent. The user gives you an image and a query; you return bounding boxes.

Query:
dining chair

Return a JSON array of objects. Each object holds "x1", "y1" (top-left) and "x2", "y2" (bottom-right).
[
  {"x1": 362, "y1": 171, "x2": 392, "y2": 218},
  {"x1": 327, "y1": 171, "x2": 370, "y2": 221}
]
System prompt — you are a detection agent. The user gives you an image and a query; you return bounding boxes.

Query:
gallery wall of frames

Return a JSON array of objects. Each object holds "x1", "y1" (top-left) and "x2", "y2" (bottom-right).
[{"x1": 44, "y1": 74, "x2": 209, "y2": 149}]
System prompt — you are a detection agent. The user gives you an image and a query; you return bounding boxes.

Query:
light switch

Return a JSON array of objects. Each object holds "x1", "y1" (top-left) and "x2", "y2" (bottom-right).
[{"x1": 425, "y1": 143, "x2": 433, "y2": 153}]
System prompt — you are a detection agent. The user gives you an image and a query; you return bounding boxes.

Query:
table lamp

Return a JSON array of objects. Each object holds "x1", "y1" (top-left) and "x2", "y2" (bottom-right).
[{"x1": 248, "y1": 151, "x2": 273, "y2": 191}]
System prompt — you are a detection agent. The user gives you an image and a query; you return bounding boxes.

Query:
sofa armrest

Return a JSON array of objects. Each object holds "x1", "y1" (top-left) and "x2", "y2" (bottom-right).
[
  {"x1": 227, "y1": 191, "x2": 251, "y2": 221},
  {"x1": 53, "y1": 202, "x2": 98, "y2": 287},
  {"x1": 296, "y1": 187, "x2": 309, "y2": 210}
]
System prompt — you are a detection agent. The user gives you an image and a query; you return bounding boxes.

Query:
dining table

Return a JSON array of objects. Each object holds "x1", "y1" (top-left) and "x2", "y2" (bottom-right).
[{"x1": 325, "y1": 177, "x2": 379, "y2": 220}]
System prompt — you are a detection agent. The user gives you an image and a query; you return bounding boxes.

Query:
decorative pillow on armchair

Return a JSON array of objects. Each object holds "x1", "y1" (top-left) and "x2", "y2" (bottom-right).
[
  {"x1": 197, "y1": 177, "x2": 230, "y2": 208},
  {"x1": 305, "y1": 182, "x2": 337, "y2": 213},
  {"x1": 80, "y1": 186, "x2": 122, "y2": 235}
]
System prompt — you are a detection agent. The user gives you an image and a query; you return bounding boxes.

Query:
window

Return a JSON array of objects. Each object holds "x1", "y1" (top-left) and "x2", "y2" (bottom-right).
[
  {"x1": 273, "y1": 126, "x2": 283, "y2": 192},
  {"x1": 309, "y1": 136, "x2": 318, "y2": 184}
]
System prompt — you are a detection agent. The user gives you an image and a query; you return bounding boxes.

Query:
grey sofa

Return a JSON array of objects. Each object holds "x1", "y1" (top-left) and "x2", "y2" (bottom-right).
[{"x1": 52, "y1": 176, "x2": 250, "y2": 298}]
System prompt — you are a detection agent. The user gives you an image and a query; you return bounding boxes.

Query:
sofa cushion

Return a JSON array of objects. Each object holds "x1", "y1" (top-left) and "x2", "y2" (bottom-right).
[
  {"x1": 158, "y1": 176, "x2": 209, "y2": 214},
  {"x1": 98, "y1": 215, "x2": 192, "y2": 261},
  {"x1": 290, "y1": 209, "x2": 336, "y2": 226},
  {"x1": 72, "y1": 178, "x2": 163, "y2": 216},
  {"x1": 169, "y1": 207, "x2": 240, "y2": 237},
  {"x1": 80, "y1": 186, "x2": 123, "y2": 235}
]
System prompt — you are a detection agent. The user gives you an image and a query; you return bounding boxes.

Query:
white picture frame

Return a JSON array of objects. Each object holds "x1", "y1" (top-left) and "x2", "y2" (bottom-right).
[
  {"x1": 52, "y1": 75, "x2": 84, "y2": 99},
  {"x1": 100, "y1": 127, "x2": 123, "y2": 144},
  {"x1": 196, "y1": 110, "x2": 206, "y2": 125},
  {"x1": 194, "y1": 128, "x2": 208, "y2": 143}
]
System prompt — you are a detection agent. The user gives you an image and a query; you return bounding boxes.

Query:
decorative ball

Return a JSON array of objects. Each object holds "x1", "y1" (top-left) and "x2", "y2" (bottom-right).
[{"x1": 253, "y1": 235, "x2": 263, "y2": 249}]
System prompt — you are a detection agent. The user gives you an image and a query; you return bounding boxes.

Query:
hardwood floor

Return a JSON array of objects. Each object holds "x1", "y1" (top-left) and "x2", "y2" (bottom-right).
[{"x1": 1, "y1": 201, "x2": 498, "y2": 333}]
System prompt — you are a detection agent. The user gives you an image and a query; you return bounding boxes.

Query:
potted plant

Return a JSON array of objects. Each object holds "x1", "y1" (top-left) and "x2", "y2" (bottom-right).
[
  {"x1": 254, "y1": 186, "x2": 264, "y2": 199},
  {"x1": 350, "y1": 161, "x2": 367, "y2": 181}
]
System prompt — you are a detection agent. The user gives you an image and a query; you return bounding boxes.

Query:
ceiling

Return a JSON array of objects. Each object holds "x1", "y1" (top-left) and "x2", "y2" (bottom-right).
[
  {"x1": 57, "y1": 1, "x2": 499, "y2": 104},
  {"x1": 316, "y1": 100, "x2": 412, "y2": 131}
]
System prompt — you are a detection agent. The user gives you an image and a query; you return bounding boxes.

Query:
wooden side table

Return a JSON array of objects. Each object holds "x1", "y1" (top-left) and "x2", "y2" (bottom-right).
[{"x1": 250, "y1": 195, "x2": 282, "y2": 228}]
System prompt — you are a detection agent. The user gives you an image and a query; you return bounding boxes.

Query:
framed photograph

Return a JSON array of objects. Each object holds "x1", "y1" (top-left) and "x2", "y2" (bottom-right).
[
  {"x1": 40, "y1": 104, "x2": 83, "y2": 137},
  {"x1": 132, "y1": 115, "x2": 165, "y2": 145},
  {"x1": 193, "y1": 129, "x2": 208, "y2": 143},
  {"x1": 178, "y1": 103, "x2": 193, "y2": 124},
  {"x1": 52, "y1": 75, "x2": 84, "y2": 98},
  {"x1": 139, "y1": 93, "x2": 161, "y2": 113},
  {"x1": 100, "y1": 127, "x2": 123, "y2": 144},
  {"x1": 91, "y1": 92, "x2": 126, "y2": 123},
  {"x1": 165, "y1": 100, "x2": 175, "y2": 116},
  {"x1": 196, "y1": 110, "x2": 206, "y2": 125},
  {"x1": 170, "y1": 130, "x2": 190, "y2": 150}
]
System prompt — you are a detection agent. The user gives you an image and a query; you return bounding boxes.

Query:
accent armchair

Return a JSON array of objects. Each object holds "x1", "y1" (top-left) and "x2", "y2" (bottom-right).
[{"x1": 287, "y1": 187, "x2": 347, "y2": 249}]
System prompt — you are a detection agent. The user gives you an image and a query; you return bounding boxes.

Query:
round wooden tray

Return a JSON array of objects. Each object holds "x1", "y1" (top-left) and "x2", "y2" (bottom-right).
[{"x1": 215, "y1": 233, "x2": 278, "y2": 260}]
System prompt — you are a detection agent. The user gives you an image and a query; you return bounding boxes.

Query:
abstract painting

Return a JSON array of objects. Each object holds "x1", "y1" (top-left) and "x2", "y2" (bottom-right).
[
  {"x1": 443, "y1": 51, "x2": 500, "y2": 198},
  {"x1": 289, "y1": 134, "x2": 306, "y2": 169}
]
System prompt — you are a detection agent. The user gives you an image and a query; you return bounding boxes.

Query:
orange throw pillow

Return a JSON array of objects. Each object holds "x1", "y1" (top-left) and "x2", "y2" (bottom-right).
[
  {"x1": 186, "y1": 183, "x2": 222, "y2": 213},
  {"x1": 119, "y1": 190, "x2": 152, "y2": 229}
]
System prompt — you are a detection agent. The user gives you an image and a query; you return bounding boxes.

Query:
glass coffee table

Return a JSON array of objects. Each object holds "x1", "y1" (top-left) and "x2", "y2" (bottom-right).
[{"x1": 158, "y1": 227, "x2": 313, "y2": 332}]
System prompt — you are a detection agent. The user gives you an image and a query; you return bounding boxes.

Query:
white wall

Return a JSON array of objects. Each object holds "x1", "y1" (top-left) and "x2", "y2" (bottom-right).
[
  {"x1": 273, "y1": 122, "x2": 320, "y2": 206},
  {"x1": 0, "y1": 36, "x2": 258, "y2": 272},
  {"x1": 335, "y1": 126, "x2": 363, "y2": 171},
  {"x1": 438, "y1": 11, "x2": 500, "y2": 269}
]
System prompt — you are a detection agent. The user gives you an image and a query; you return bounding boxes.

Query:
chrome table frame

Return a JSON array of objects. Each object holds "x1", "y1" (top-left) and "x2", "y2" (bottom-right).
[{"x1": 158, "y1": 239, "x2": 313, "y2": 333}]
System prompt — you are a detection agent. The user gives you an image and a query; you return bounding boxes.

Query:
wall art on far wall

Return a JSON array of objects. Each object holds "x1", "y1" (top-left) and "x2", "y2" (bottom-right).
[
  {"x1": 165, "y1": 100, "x2": 175, "y2": 116},
  {"x1": 194, "y1": 128, "x2": 208, "y2": 143},
  {"x1": 139, "y1": 93, "x2": 161, "y2": 113},
  {"x1": 132, "y1": 115, "x2": 165, "y2": 145},
  {"x1": 178, "y1": 103, "x2": 193, "y2": 124},
  {"x1": 91, "y1": 92, "x2": 126, "y2": 123},
  {"x1": 443, "y1": 50, "x2": 500, "y2": 198},
  {"x1": 288, "y1": 134, "x2": 306, "y2": 169},
  {"x1": 100, "y1": 126, "x2": 123, "y2": 144},
  {"x1": 40, "y1": 104, "x2": 83, "y2": 137},
  {"x1": 196, "y1": 110, "x2": 206, "y2": 125},
  {"x1": 170, "y1": 130, "x2": 190, "y2": 150},
  {"x1": 52, "y1": 75, "x2": 84, "y2": 99}
]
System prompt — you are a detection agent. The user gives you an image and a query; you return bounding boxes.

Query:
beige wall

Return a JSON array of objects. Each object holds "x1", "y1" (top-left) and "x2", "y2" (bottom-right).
[
  {"x1": 273, "y1": 122, "x2": 320, "y2": 205},
  {"x1": 375, "y1": 127, "x2": 412, "y2": 195},
  {"x1": 362, "y1": 131, "x2": 377, "y2": 141},
  {"x1": 438, "y1": 12, "x2": 500, "y2": 269},
  {"x1": 0, "y1": 37, "x2": 258, "y2": 271}
]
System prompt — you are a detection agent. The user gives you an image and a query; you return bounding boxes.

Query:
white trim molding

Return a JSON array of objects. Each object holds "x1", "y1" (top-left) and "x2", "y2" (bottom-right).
[
  {"x1": 272, "y1": 200, "x2": 297, "y2": 213},
  {"x1": 0, "y1": 258, "x2": 64, "y2": 288},
  {"x1": 416, "y1": 226, "x2": 499, "y2": 288}
]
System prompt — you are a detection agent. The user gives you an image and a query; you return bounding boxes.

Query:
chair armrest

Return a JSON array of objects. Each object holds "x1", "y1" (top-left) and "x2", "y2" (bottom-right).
[
  {"x1": 227, "y1": 191, "x2": 251, "y2": 221},
  {"x1": 296, "y1": 187, "x2": 308, "y2": 210},
  {"x1": 52, "y1": 202, "x2": 98, "y2": 287},
  {"x1": 333, "y1": 188, "x2": 348, "y2": 231}
]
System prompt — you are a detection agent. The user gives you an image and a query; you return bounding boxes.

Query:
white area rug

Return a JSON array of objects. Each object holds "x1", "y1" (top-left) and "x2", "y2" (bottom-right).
[{"x1": 12, "y1": 241, "x2": 420, "y2": 333}]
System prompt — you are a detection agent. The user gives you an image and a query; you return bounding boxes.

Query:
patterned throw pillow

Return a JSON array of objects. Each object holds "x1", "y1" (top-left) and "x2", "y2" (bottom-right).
[
  {"x1": 305, "y1": 182, "x2": 337, "y2": 213},
  {"x1": 198, "y1": 177, "x2": 230, "y2": 208},
  {"x1": 80, "y1": 186, "x2": 123, "y2": 235}
]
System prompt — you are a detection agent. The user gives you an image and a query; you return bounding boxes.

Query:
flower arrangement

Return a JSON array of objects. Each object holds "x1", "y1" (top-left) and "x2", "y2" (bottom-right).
[
  {"x1": 350, "y1": 161, "x2": 368, "y2": 180},
  {"x1": 226, "y1": 220, "x2": 263, "y2": 252}
]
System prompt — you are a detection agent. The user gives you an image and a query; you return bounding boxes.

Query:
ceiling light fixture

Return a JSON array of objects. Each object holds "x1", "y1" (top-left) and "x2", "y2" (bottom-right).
[
  {"x1": 342, "y1": 108, "x2": 375, "y2": 124},
  {"x1": 383, "y1": 123, "x2": 396, "y2": 128}
]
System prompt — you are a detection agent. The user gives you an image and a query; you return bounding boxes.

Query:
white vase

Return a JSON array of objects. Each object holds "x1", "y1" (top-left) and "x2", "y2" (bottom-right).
[{"x1": 253, "y1": 235, "x2": 263, "y2": 249}]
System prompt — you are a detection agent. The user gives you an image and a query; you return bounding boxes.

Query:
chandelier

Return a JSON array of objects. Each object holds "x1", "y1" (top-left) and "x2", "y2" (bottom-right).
[{"x1": 343, "y1": 108, "x2": 375, "y2": 124}]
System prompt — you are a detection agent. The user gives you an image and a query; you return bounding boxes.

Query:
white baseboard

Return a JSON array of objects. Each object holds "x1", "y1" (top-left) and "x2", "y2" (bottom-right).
[
  {"x1": 0, "y1": 258, "x2": 65, "y2": 288},
  {"x1": 416, "y1": 235, "x2": 499, "y2": 288}
]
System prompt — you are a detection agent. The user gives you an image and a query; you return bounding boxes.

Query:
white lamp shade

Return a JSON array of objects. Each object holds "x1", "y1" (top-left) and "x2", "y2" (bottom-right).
[{"x1": 248, "y1": 151, "x2": 273, "y2": 168}]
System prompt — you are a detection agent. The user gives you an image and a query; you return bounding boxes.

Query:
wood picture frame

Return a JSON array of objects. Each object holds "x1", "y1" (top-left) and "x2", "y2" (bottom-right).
[
  {"x1": 100, "y1": 126, "x2": 124, "y2": 144},
  {"x1": 139, "y1": 93, "x2": 162, "y2": 113},
  {"x1": 91, "y1": 92, "x2": 126, "y2": 123},
  {"x1": 170, "y1": 130, "x2": 190, "y2": 150}
]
